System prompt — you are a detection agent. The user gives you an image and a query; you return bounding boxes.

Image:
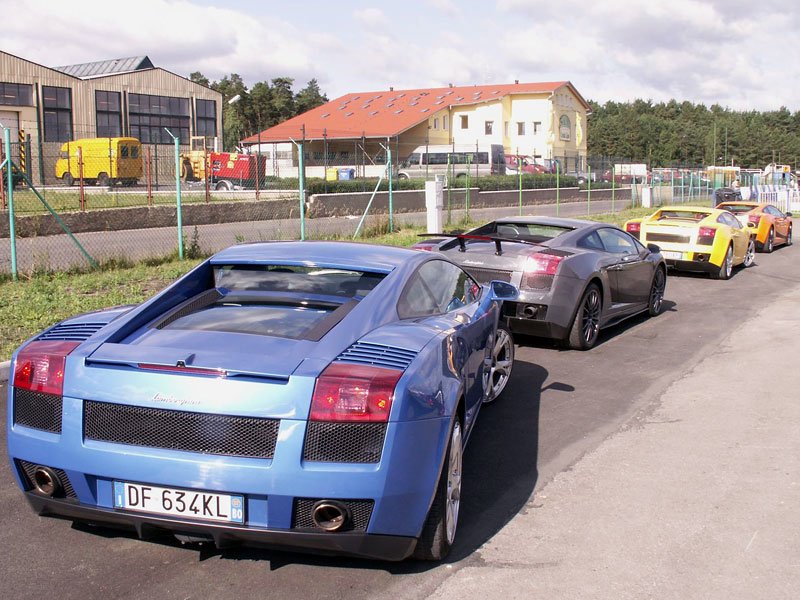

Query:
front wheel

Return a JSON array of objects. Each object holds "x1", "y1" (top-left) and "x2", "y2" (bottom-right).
[
  {"x1": 413, "y1": 418, "x2": 463, "y2": 561},
  {"x1": 482, "y1": 324, "x2": 514, "y2": 404},
  {"x1": 648, "y1": 267, "x2": 667, "y2": 316},
  {"x1": 97, "y1": 172, "x2": 110, "y2": 187},
  {"x1": 786, "y1": 226, "x2": 793, "y2": 246},
  {"x1": 568, "y1": 283, "x2": 602, "y2": 350},
  {"x1": 62, "y1": 172, "x2": 74, "y2": 187},
  {"x1": 743, "y1": 239, "x2": 756, "y2": 268},
  {"x1": 714, "y1": 245, "x2": 734, "y2": 280}
]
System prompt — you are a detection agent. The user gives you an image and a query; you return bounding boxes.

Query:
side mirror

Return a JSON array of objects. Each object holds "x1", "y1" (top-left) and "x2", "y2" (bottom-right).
[
  {"x1": 787, "y1": 212, "x2": 793, "y2": 217},
  {"x1": 489, "y1": 280, "x2": 519, "y2": 301},
  {"x1": 646, "y1": 243, "x2": 661, "y2": 254}
]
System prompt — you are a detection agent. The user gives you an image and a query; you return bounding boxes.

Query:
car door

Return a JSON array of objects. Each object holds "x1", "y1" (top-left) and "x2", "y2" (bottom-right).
[
  {"x1": 718, "y1": 212, "x2": 748, "y2": 261},
  {"x1": 595, "y1": 227, "x2": 653, "y2": 309},
  {"x1": 765, "y1": 205, "x2": 790, "y2": 240},
  {"x1": 398, "y1": 259, "x2": 491, "y2": 434}
]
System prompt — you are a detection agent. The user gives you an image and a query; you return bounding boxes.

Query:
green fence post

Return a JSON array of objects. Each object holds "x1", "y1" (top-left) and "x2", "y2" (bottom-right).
[
  {"x1": 587, "y1": 165, "x2": 592, "y2": 216},
  {"x1": 3, "y1": 126, "x2": 18, "y2": 280},
  {"x1": 164, "y1": 128, "x2": 184, "y2": 260},
  {"x1": 447, "y1": 153, "x2": 452, "y2": 225},
  {"x1": 555, "y1": 162, "x2": 560, "y2": 217},
  {"x1": 387, "y1": 139, "x2": 393, "y2": 232},
  {"x1": 298, "y1": 142, "x2": 306, "y2": 240},
  {"x1": 465, "y1": 154, "x2": 471, "y2": 222},
  {"x1": 518, "y1": 156, "x2": 523, "y2": 216},
  {"x1": 611, "y1": 166, "x2": 616, "y2": 213}
]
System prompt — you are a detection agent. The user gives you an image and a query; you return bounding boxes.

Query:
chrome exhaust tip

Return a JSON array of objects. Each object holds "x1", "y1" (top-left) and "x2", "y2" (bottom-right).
[
  {"x1": 32, "y1": 466, "x2": 62, "y2": 497},
  {"x1": 311, "y1": 500, "x2": 350, "y2": 532},
  {"x1": 522, "y1": 305, "x2": 538, "y2": 318}
]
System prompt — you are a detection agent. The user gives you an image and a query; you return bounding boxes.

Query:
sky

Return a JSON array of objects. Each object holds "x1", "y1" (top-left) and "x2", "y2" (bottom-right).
[{"x1": 3, "y1": 0, "x2": 800, "y2": 111}]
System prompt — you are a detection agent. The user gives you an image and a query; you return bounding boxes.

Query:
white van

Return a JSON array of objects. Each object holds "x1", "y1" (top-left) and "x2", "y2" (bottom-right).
[{"x1": 398, "y1": 144, "x2": 506, "y2": 179}]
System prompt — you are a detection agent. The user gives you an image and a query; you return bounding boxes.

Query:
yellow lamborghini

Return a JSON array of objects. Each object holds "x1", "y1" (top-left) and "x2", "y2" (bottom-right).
[{"x1": 624, "y1": 206, "x2": 755, "y2": 279}]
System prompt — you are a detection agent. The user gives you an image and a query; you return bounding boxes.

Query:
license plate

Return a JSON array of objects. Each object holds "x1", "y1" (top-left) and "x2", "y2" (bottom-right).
[
  {"x1": 113, "y1": 481, "x2": 244, "y2": 524},
  {"x1": 661, "y1": 250, "x2": 684, "y2": 260}
]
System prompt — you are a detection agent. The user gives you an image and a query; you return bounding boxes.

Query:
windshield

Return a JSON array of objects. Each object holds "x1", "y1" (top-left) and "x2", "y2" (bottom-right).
[
  {"x1": 214, "y1": 264, "x2": 385, "y2": 298},
  {"x1": 718, "y1": 204, "x2": 755, "y2": 214},
  {"x1": 471, "y1": 221, "x2": 574, "y2": 241},
  {"x1": 656, "y1": 210, "x2": 708, "y2": 222}
]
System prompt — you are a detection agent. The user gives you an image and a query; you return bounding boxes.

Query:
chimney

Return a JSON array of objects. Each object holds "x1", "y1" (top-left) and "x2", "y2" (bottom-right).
[
  {"x1": 390, "y1": 86, "x2": 394, "y2": 91},
  {"x1": 515, "y1": 79, "x2": 519, "y2": 84},
  {"x1": 449, "y1": 83, "x2": 453, "y2": 88}
]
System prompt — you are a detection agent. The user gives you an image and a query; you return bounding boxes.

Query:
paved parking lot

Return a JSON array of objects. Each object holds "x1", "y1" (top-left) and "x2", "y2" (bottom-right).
[{"x1": 1, "y1": 241, "x2": 798, "y2": 599}]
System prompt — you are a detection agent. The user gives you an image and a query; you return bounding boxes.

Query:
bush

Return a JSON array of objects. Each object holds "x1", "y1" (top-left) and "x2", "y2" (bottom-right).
[{"x1": 448, "y1": 174, "x2": 579, "y2": 191}]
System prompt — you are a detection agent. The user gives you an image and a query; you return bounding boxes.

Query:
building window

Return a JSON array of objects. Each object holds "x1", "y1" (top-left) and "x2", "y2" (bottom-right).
[
  {"x1": 129, "y1": 93, "x2": 190, "y2": 144},
  {"x1": 559, "y1": 115, "x2": 571, "y2": 141},
  {"x1": 196, "y1": 99, "x2": 217, "y2": 138},
  {"x1": 433, "y1": 117, "x2": 439, "y2": 130},
  {"x1": 460, "y1": 115, "x2": 468, "y2": 129},
  {"x1": 0, "y1": 82, "x2": 33, "y2": 106},
  {"x1": 484, "y1": 121, "x2": 493, "y2": 135},
  {"x1": 517, "y1": 122, "x2": 526, "y2": 135},
  {"x1": 533, "y1": 121, "x2": 541, "y2": 134},
  {"x1": 42, "y1": 86, "x2": 73, "y2": 142},
  {"x1": 95, "y1": 90, "x2": 122, "y2": 137},
  {"x1": 443, "y1": 115, "x2": 449, "y2": 130}
]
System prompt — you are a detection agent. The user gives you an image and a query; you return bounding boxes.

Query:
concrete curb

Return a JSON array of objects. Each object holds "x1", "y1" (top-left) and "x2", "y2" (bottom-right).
[{"x1": 0, "y1": 360, "x2": 9, "y2": 384}]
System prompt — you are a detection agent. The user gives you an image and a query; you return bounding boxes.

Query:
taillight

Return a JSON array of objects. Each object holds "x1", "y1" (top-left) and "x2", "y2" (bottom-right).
[
  {"x1": 697, "y1": 226, "x2": 716, "y2": 245},
  {"x1": 411, "y1": 242, "x2": 437, "y2": 252},
  {"x1": 522, "y1": 252, "x2": 563, "y2": 289},
  {"x1": 13, "y1": 341, "x2": 80, "y2": 395},
  {"x1": 748, "y1": 215, "x2": 761, "y2": 226},
  {"x1": 310, "y1": 363, "x2": 402, "y2": 422},
  {"x1": 625, "y1": 221, "x2": 641, "y2": 239}
]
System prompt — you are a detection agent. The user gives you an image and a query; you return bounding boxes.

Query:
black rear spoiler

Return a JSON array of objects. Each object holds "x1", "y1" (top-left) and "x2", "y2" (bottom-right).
[{"x1": 417, "y1": 232, "x2": 541, "y2": 255}]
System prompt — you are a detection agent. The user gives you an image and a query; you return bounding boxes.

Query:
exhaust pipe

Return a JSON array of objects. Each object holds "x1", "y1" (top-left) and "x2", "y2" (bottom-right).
[
  {"x1": 522, "y1": 305, "x2": 538, "y2": 318},
  {"x1": 32, "y1": 466, "x2": 62, "y2": 497},
  {"x1": 311, "y1": 500, "x2": 350, "y2": 532}
]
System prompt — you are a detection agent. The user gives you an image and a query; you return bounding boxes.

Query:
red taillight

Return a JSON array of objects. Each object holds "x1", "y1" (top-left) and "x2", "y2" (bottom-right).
[
  {"x1": 411, "y1": 242, "x2": 437, "y2": 252},
  {"x1": 524, "y1": 252, "x2": 563, "y2": 276},
  {"x1": 626, "y1": 221, "x2": 641, "y2": 233},
  {"x1": 748, "y1": 215, "x2": 761, "y2": 226},
  {"x1": 310, "y1": 363, "x2": 402, "y2": 422},
  {"x1": 13, "y1": 340, "x2": 80, "y2": 395},
  {"x1": 697, "y1": 226, "x2": 716, "y2": 245}
]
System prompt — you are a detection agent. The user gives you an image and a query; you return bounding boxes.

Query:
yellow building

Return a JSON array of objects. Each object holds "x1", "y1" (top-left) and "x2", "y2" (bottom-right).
[{"x1": 241, "y1": 81, "x2": 590, "y2": 177}]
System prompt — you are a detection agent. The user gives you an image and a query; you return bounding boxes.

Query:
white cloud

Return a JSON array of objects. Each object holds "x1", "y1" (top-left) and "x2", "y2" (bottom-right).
[{"x1": 353, "y1": 7, "x2": 389, "y2": 27}]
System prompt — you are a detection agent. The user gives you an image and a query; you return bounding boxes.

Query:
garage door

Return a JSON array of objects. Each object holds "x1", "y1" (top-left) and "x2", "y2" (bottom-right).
[{"x1": 0, "y1": 110, "x2": 20, "y2": 162}]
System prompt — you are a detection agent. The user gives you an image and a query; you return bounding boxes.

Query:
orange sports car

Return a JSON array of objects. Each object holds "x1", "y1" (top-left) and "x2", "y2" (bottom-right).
[{"x1": 715, "y1": 201, "x2": 793, "y2": 252}]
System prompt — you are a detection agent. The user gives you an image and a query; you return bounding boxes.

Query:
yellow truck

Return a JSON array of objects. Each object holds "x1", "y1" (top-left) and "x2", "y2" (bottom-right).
[{"x1": 55, "y1": 137, "x2": 143, "y2": 186}]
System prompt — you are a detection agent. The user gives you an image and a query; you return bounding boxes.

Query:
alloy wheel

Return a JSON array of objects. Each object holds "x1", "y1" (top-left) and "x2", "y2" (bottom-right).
[
  {"x1": 482, "y1": 327, "x2": 514, "y2": 403},
  {"x1": 581, "y1": 288, "x2": 601, "y2": 345},
  {"x1": 445, "y1": 421, "x2": 463, "y2": 545}
]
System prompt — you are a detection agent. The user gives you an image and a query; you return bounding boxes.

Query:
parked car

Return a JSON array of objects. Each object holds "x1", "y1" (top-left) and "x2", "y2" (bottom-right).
[
  {"x1": 6, "y1": 241, "x2": 518, "y2": 561},
  {"x1": 413, "y1": 216, "x2": 667, "y2": 350},
  {"x1": 715, "y1": 201, "x2": 793, "y2": 252},
  {"x1": 504, "y1": 155, "x2": 547, "y2": 175},
  {"x1": 625, "y1": 206, "x2": 755, "y2": 279}
]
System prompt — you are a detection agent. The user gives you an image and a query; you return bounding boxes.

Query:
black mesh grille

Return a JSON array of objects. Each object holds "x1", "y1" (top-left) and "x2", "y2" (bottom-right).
[
  {"x1": 647, "y1": 233, "x2": 690, "y2": 244},
  {"x1": 303, "y1": 422, "x2": 387, "y2": 463},
  {"x1": 462, "y1": 266, "x2": 512, "y2": 283},
  {"x1": 16, "y1": 460, "x2": 77, "y2": 499},
  {"x1": 84, "y1": 400, "x2": 279, "y2": 458},
  {"x1": 292, "y1": 498, "x2": 374, "y2": 531},
  {"x1": 523, "y1": 273, "x2": 555, "y2": 289},
  {"x1": 13, "y1": 389, "x2": 62, "y2": 433}
]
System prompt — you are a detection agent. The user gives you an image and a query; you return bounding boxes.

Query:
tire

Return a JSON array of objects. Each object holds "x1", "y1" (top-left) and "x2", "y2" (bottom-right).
[
  {"x1": 181, "y1": 161, "x2": 194, "y2": 182},
  {"x1": 787, "y1": 226, "x2": 793, "y2": 246},
  {"x1": 413, "y1": 417, "x2": 463, "y2": 561},
  {"x1": 482, "y1": 323, "x2": 514, "y2": 404},
  {"x1": 215, "y1": 180, "x2": 233, "y2": 191},
  {"x1": 62, "y1": 172, "x2": 74, "y2": 187},
  {"x1": 648, "y1": 267, "x2": 667, "y2": 316},
  {"x1": 765, "y1": 227, "x2": 775, "y2": 253},
  {"x1": 397, "y1": 173, "x2": 409, "y2": 180},
  {"x1": 97, "y1": 172, "x2": 110, "y2": 187},
  {"x1": 714, "y1": 245, "x2": 734, "y2": 280},
  {"x1": 568, "y1": 283, "x2": 602, "y2": 350},
  {"x1": 743, "y1": 239, "x2": 756, "y2": 268}
]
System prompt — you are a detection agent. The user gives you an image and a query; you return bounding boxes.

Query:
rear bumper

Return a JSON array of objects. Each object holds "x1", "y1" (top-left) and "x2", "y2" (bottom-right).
[
  {"x1": 665, "y1": 257, "x2": 719, "y2": 274},
  {"x1": 24, "y1": 492, "x2": 417, "y2": 561}
]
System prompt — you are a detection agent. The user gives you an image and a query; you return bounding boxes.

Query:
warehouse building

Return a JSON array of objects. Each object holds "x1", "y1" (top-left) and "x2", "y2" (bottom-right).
[{"x1": 0, "y1": 50, "x2": 222, "y2": 184}]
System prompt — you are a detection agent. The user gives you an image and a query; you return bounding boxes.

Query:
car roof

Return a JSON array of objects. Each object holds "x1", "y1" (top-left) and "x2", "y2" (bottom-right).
[
  {"x1": 494, "y1": 215, "x2": 596, "y2": 229},
  {"x1": 210, "y1": 241, "x2": 423, "y2": 273}
]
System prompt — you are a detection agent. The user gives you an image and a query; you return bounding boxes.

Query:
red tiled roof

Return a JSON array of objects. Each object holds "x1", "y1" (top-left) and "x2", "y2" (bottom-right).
[{"x1": 241, "y1": 81, "x2": 586, "y2": 144}]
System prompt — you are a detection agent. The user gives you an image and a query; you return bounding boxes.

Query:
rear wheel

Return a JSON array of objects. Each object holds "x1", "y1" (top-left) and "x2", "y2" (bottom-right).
[
  {"x1": 482, "y1": 324, "x2": 514, "y2": 404},
  {"x1": 743, "y1": 239, "x2": 756, "y2": 267},
  {"x1": 786, "y1": 226, "x2": 792, "y2": 246},
  {"x1": 648, "y1": 267, "x2": 666, "y2": 316},
  {"x1": 215, "y1": 180, "x2": 233, "y2": 191},
  {"x1": 97, "y1": 172, "x2": 110, "y2": 187},
  {"x1": 765, "y1": 227, "x2": 775, "y2": 253},
  {"x1": 62, "y1": 172, "x2": 74, "y2": 187},
  {"x1": 568, "y1": 283, "x2": 602, "y2": 350},
  {"x1": 413, "y1": 418, "x2": 462, "y2": 561},
  {"x1": 714, "y1": 245, "x2": 734, "y2": 280}
]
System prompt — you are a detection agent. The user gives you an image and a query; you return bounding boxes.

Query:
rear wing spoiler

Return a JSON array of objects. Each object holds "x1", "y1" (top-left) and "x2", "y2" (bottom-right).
[{"x1": 417, "y1": 232, "x2": 541, "y2": 255}]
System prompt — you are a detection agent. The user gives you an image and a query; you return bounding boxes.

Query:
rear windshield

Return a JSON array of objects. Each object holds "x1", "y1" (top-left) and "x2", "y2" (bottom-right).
[
  {"x1": 157, "y1": 265, "x2": 386, "y2": 339},
  {"x1": 656, "y1": 210, "x2": 708, "y2": 222},
  {"x1": 471, "y1": 221, "x2": 574, "y2": 241},
  {"x1": 717, "y1": 204, "x2": 754, "y2": 214},
  {"x1": 213, "y1": 264, "x2": 385, "y2": 298}
]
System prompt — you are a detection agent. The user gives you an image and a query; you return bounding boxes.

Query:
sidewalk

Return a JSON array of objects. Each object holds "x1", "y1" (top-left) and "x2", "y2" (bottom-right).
[{"x1": 424, "y1": 284, "x2": 800, "y2": 599}]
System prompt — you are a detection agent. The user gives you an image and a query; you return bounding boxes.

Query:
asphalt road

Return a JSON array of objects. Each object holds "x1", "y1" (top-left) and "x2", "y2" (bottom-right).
[{"x1": 1, "y1": 241, "x2": 797, "y2": 599}]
